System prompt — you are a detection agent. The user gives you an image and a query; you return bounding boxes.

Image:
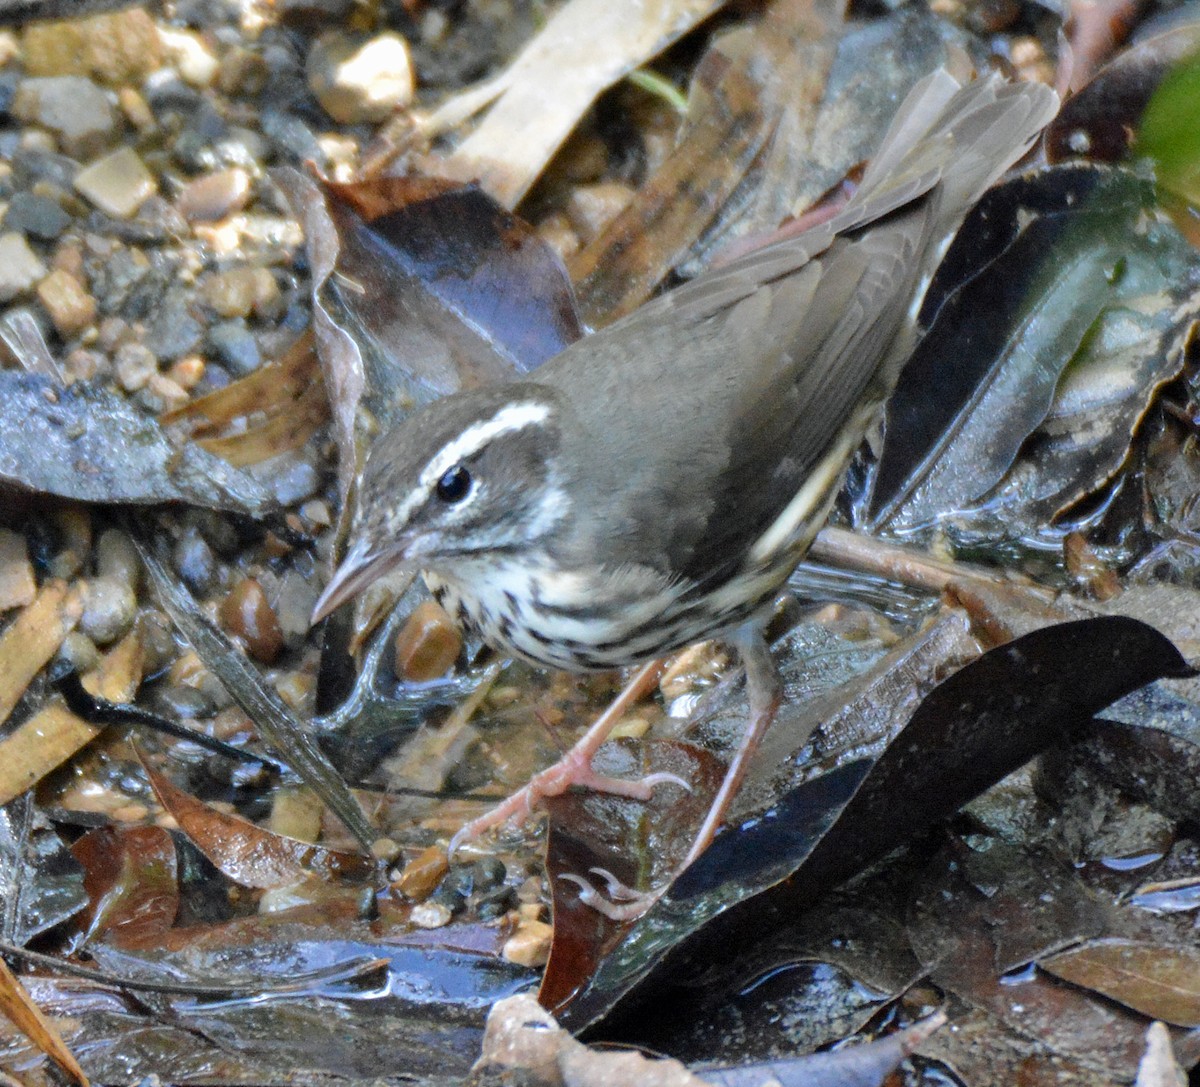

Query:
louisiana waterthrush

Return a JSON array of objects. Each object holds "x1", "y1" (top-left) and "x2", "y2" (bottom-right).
[{"x1": 313, "y1": 70, "x2": 1057, "y2": 909}]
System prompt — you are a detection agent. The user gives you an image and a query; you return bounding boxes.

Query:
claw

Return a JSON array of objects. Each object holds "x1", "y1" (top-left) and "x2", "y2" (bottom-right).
[
  {"x1": 585, "y1": 867, "x2": 645, "y2": 901},
  {"x1": 559, "y1": 872, "x2": 662, "y2": 921}
]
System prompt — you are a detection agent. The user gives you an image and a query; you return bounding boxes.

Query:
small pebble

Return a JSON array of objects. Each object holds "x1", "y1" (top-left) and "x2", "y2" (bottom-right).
[
  {"x1": 217, "y1": 46, "x2": 269, "y2": 97},
  {"x1": 537, "y1": 212, "x2": 580, "y2": 261},
  {"x1": 173, "y1": 527, "x2": 217, "y2": 596},
  {"x1": 68, "y1": 10, "x2": 162, "y2": 84},
  {"x1": 78, "y1": 576, "x2": 137, "y2": 645},
  {"x1": 270, "y1": 568, "x2": 318, "y2": 644},
  {"x1": 141, "y1": 291, "x2": 203, "y2": 361},
  {"x1": 95, "y1": 528, "x2": 141, "y2": 594},
  {"x1": 3, "y1": 191, "x2": 71, "y2": 240},
  {"x1": 410, "y1": 901, "x2": 452, "y2": 929},
  {"x1": 134, "y1": 609, "x2": 176, "y2": 676},
  {"x1": 168, "y1": 355, "x2": 205, "y2": 390},
  {"x1": 393, "y1": 600, "x2": 461, "y2": 681},
  {"x1": 12, "y1": 76, "x2": 117, "y2": 159},
  {"x1": 48, "y1": 507, "x2": 91, "y2": 579},
  {"x1": 356, "y1": 886, "x2": 380, "y2": 921},
  {"x1": 117, "y1": 87, "x2": 155, "y2": 132},
  {"x1": 267, "y1": 455, "x2": 320, "y2": 506},
  {"x1": 52, "y1": 241, "x2": 85, "y2": 279},
  {"x1": 298, "y1": 500, "x2": 332, "y2": 529},
  {"x1": 153, "y1": 682, "x2": 214, "y2": 719},
  {"x1": 272, "y1": 669, "x2": 313, "y2": 711},
  {"x1": 306, "y1": 31, "x2": 414, "y2": 125},
  {"x1": 200, "y1": 266, "x2": 276, "y2": 319},
  {"x1": 56, "y1": 630, "x2": 101, "y2": 674},
  {"x1": 610, "y1": 714, "x2": 650, "y2": 740},
  {"x1": 176, "y1": 167, "x2": 252, "y2": 223},
  {"x1": 96, "y1": 311, "x2": 132, "y2": 350},
  {"x1": 471, "y1": 856, "x2": 506, "y2": 889},
  {"x1": 113, "y1": 341, "x2": 158, "y2": 392},
  {"x1": 158, "y1": 26, "x2": 219, "y2": 87},
  {"x1": 0, "y1": 232, "x2": 47, "y2": 302},
  {"x1": 370, "y1": 837, "x2": 403, "y2": 864},
  {"x1": 145, "y1": 372, "x2": 189, "y2": 411},
  {"x1": 206, "y1": 320, "x2": 259, "y2": 373},
  {"x1": 565, "y1": 181, "x2": 635, "y2": 244},
  {"x1": 475, "y1": 885, "x2": 517, "y2": 922},
  {"x1": 36, "y1": 268, "x2": 96, "y2": 338},
  {"x1": 74, "y1": 147, "x2": 158, "y2": 220},
  {"x1": 219, "y1": 577, "x2": 284, "y2": 664},
  {"x1": 502, "y1": 919, "x2": 553, "y2": 967},
  {"x1": 0, "y1": 528, "x2": 35, "y2": 611},
  {"x1": 395, "y1": 845, "x2": 449, "y2": 901},
  {"x1": 267, "y1": 786, "x2": 323, "y2": 843}
]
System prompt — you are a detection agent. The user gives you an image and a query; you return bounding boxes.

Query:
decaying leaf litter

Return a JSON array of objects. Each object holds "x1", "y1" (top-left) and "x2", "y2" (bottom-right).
[{"x1": 0, "y1": 0, "x2": 1197, "y2": 1083}]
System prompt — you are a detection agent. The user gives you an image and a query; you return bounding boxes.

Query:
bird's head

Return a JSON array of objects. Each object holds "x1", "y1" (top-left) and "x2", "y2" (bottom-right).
[{"x1": 311, "y1": 385, "x2": 568, "y2": 623}]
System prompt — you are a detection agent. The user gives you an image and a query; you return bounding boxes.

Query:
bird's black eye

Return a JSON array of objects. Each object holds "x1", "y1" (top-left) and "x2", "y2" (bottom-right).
[{"x1": 436, "y1": 465, "x2": 472, "y2": 503}]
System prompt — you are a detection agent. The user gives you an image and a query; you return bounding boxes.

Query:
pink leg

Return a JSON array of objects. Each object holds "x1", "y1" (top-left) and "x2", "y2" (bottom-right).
[
  {"x1": 565, "y1": 625, "x2": 782, "y2": 920},
  {"x1": 448, "y1": 658, "x2": 688, "y2": 857},
  {"x1": 678, "y1": 625, "x2": 780, "y2": 869}
]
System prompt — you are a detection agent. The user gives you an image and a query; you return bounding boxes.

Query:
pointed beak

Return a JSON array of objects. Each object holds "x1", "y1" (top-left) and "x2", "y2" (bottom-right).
[{"x1": 310, "y1": 538, "x2": 406, "y2": 626}]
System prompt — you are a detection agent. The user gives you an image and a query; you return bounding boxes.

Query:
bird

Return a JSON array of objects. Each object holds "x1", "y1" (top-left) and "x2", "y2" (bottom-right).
[{"x1": 312, "y1": 69, "x2": 1058, "y2": 915}]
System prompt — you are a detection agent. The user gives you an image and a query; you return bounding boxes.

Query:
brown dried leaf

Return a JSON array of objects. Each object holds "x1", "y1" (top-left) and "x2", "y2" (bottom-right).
[
  {"x1": 1042, "y1": 940, "x2": 1200, "y2": 1028},
  {"x1": 0, "y1": 956, "x2": 88, "y2": 1086},
  {"x1": 70, "y1": 825, "x2": 178, "y2": 947},
  {"x1": 139, "y1": 754, "x2": 374, "y2": 889},
  {"x1": 432, "y1": 0, "x2": 730, "y2": 208},
  {"x1": 0, "y1": 578, "x2": 80, "y2": 728},
  {"x1": 0, "y1": 630, "x2": 142, "y2": 807},
  {"x1": 162, "y1": 330, "x2": 328, "y2": 467}
]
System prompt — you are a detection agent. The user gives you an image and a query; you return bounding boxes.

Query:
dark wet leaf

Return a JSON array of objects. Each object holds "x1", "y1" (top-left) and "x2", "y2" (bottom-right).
[
  {"x1": 0, "y1": 929, "x2": 517, "y2": 1084},
  {"x1": 554, "y1": 616, "x2": 1191, "y2": 1031},
  {"x1": 0, "y1": 373, "x2": 274, "y2": 516},
  {"x1": 321, "y1": 176, "x2": 581, "y2": 393},
  {"x1": 1047, "y1": 682, "x2": 1200, "y2": 828},
  {"x1": 277, "y1": 169, "x2": 580, "y2": 508},
  {"x1": 70, "y1": 824, "x2": 178, "y2": 946},
  {"x1": 1042, "y1": 940, "x2": 1200, "y2": 1028},
  {"x1": 956, "y1": 841, "x2": 1114, "y2": 973},
  {"x1": 137, "y1": 540, "x2": 376, "y2": 851},
  {"x1": 702, "y1": 1010, "x2": 945, "y2": 1087},
  {"x1": 1045, "y1": 24, "x2": 1200, "y2": 166},
  {"x1": 867, "y1": 164, "x2": 1200, "y2": 538},
  {"x1": 908, "y1": 847, "x2": 1151, "y2": 1080},
  {"x1": 0, "y1": 800, "x2": 86, "y2": 947},
  {"x1": 915, "y1": 1005, "x2": 1121, "y2": 1086},
  {"x1": 139, "y1": 754, "x2": 374, "y2": 890}
]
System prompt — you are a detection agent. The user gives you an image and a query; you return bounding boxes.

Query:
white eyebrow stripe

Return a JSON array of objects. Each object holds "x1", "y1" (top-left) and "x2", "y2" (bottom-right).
[{"x1": 386, "y1": 400, "x2": 552, "y2": 529}]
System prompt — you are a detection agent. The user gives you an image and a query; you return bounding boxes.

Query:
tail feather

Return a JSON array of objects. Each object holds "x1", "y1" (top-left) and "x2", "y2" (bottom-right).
[{"x1": 846, "y1": 71, "x2": 1059, "y2": 242}]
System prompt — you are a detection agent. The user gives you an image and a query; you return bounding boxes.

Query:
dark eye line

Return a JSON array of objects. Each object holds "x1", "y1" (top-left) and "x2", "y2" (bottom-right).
[{"x1": 436, "y1": 464, "x2": 472, "y2": 503}]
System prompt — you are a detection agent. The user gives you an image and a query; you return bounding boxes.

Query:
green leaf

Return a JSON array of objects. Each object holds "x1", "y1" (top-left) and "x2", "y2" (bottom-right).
[{"x1": 1140, "y1": 50, "x2": 1200, "y2": 204}]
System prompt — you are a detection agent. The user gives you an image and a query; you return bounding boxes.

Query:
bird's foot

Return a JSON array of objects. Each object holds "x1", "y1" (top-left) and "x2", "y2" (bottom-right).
[
  {"x1": 560, "y1": 867, "x2": 662, "y2": 921},
  {"x1": 448, "y1": 749, "x2": 689, "y2": 858},
  {"x1": 448, "y1": 658, "x2": 686, "y2": 857}
]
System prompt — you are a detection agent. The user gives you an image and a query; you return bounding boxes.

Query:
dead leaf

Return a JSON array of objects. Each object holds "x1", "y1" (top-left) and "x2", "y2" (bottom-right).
[
  {"x1": 0, "y1": 629, "x2": 142, "y2": 808},
  {"x1": 0, "y1": 579, "x2": 80, "y2": 729},
  {"x1": 1042, "y1": 940, "x2": 1200, "y2": 1027},
  {"x1": 0, "y1": 956, "x2": 88, "y2": 1086},
  {"x1": 139, "y1": 753, "x2": 374, "y2": 890}
]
